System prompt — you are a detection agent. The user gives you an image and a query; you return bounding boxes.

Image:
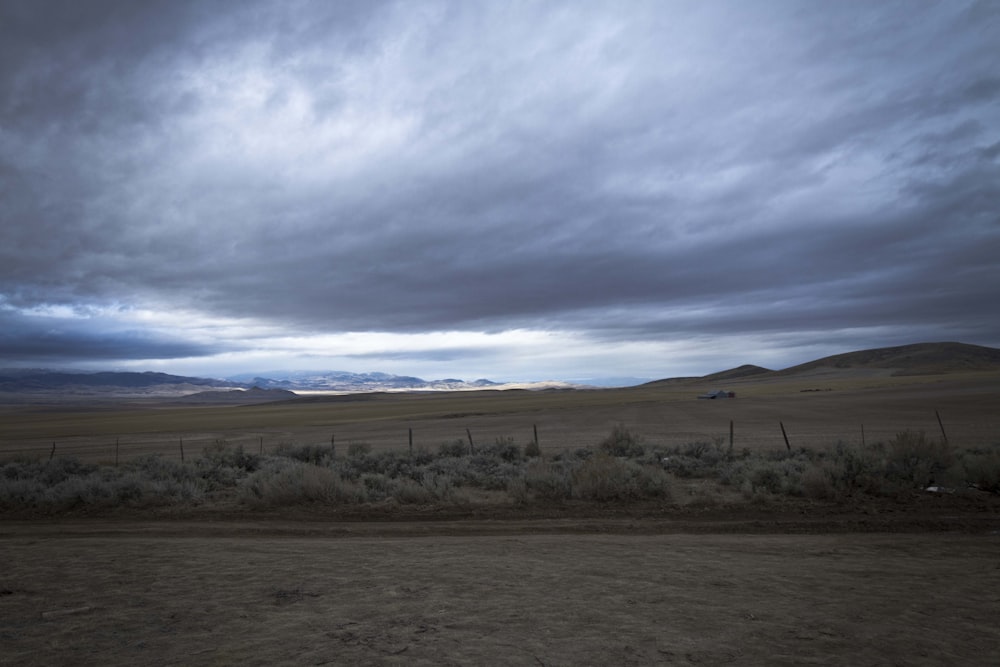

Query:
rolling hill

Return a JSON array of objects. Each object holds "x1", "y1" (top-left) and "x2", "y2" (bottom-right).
[
  {"x1": 699, "y1": 364, "x2": 773, "y2": 382},
  {"x1": 776, "y1": 341, "x2": 1000, "y2": 376},
  {"x1": 168, "y1": 386, "x2": 299, "y2": 405},
  {"x1": 646, "y1": 342, "x2": 1000, "y2": 386}
]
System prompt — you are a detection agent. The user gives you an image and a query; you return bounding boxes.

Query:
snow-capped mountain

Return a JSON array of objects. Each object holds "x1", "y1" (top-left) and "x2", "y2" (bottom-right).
[{"x1": 225, "y1": 370, "x2": 501, "y2": 392}]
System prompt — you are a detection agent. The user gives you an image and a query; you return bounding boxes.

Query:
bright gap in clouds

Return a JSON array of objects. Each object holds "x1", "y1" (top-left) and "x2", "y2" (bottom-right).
[
  {"x1": 110, "y1": 327, "x2": 633, "y2": 381},
  {"x1": 102, "y1": 320, "x2": 877, "y2": 384}
]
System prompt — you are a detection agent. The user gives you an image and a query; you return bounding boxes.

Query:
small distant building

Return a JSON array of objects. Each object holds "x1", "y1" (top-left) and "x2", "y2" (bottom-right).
[{"x1": 698, "y1": 389, "x2": 735, "y2": 399}]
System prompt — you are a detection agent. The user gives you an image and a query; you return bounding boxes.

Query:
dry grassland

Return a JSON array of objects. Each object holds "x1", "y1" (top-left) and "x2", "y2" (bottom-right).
[{"x1": 1, "y1": 370, "x2": 997, "y2": 462}]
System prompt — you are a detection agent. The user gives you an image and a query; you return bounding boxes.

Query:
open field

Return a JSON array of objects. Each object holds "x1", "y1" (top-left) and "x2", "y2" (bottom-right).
[
  {"x1": 2, "y1": 370, "x2": 998, "y2": 463},
  {"x1": 2, "y1": 367, "x2": 999, "y2": 664},
  {"x1": 2, "y1": 520, "x2": 999, "y2": 666}
]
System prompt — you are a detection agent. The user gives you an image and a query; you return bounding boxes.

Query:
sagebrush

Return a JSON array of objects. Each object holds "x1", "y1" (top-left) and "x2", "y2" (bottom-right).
[{"x1": 2, "y1": 427, "x2": 996, "y2": 513}]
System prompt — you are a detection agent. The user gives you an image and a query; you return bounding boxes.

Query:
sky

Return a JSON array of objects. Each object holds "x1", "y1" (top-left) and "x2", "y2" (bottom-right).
[{"x1": 1, "y1": 0, "x2": 998, "y2": 384}]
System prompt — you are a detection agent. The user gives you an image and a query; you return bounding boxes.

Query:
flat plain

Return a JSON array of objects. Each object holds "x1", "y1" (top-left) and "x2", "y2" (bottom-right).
[
  {"x1": 2, "y1": 368, "x2": 998, "y2": 462},
  {"x1": 2, "y1": 367, "x2": 999, "y2": 665}
]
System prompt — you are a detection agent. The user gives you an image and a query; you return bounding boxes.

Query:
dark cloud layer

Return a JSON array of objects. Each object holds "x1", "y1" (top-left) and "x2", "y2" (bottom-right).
[
  {"x1": 1, "y1": 0, "x2": 998, "y2": 378},
  {"x1": 0, "y1": 308, "x2": 218, "y2": 363}
]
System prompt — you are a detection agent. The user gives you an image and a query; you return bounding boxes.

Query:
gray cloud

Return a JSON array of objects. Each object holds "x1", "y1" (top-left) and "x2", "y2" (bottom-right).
[
  {"x1": 1, "y1": 0, "x2": 998, "y2": 377},
  {"x1": 0, "y1": 310, "x2": 219, "y2": 365}
]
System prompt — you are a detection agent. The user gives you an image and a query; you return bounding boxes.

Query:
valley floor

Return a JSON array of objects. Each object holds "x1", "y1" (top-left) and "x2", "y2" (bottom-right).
[{"x1": 3, "y1": 366, "x2": 998, "y2": 664}]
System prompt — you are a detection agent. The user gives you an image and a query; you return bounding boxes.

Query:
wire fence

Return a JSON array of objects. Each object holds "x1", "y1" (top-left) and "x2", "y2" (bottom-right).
[
  {"x1": 0, "y1": 437, "x2": 281, "y2": 465},
  {"x1": 0, "y1": 422, "x2": 557, "y2": 465},
  {"x1": 0, "y1": 428, "x2": 532, "y2": 465},
  {"x1": 2, "y1": 410, "x2": 992, "y2": 466}
]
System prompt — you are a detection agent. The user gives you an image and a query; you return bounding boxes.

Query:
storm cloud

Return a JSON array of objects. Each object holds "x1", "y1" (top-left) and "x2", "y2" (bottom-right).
[{"x1": 1, "y1": 1, "x2": 998, "y2": 381}]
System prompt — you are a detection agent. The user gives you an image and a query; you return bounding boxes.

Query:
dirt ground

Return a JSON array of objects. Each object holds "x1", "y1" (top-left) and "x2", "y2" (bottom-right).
[{"x1": 3, "y1": 505, "x2": 1000, "y2": 666}]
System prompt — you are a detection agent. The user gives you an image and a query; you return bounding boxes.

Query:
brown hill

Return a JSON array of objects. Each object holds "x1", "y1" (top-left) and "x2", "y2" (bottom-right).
[
  {"x1": 172, "y1": 387, "x2": 298, "y2": 405},
  {"x1": 776, "y1": 342, "x2": 1000, "y2": 377},
  {"x1": 699, "y1": 364, "x2": 773, "y2": 382},
  {"x1": 644, "y1": 342, "x2": 1000, "y2": 386}
]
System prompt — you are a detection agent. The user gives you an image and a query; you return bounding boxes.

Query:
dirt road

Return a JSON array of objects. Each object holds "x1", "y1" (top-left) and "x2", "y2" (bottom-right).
[{"x1": 3, "y1": 506, "x2": 999, "y2": 666}]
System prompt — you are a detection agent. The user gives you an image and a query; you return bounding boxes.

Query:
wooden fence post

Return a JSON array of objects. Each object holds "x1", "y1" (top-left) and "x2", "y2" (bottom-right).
[
  {"x1": 49, "y1": 442, "x2": 56, "y2": 461},
  {"x1": 409, "y1": 428, "x2": 413, "y2": 458},
  {"x1": 779, "y1": 422, "x2": 791, "y2": 451},
  {"x1": 466, "y1": 428, "x2": 475, "y2": 455},
  {"x1": 729, "y1": 420, "x2": 734, "y2": 453},
  {"x1": 935, "y1": 410, "x2": 949, "y2": 446},
  {"x1": 533, "y1": 424, "x2": 539, "y2": 450},
  {"x1": 180, "y1": 437, "x2": 185, "y2": 463},
  {"x1": 330, "y1": 433, "x2": 336, "y2": 459},
  {"x1": 115, "y1": 438, "x2": 120, "y2": 467}
]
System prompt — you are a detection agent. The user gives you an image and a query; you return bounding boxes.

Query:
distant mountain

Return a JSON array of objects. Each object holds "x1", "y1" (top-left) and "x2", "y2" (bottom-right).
[
  {"x1": 225, "y1": 370, "x2": 501, "y2": 392},
  {"x1": 0, "y1": 368, "x2": 521, "y2": 400}
]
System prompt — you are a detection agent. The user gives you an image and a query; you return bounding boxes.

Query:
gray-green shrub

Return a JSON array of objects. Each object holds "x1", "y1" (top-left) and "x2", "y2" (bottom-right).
[
  {"x1": 955, "y1": 448, "x2": 1000, "y2": 493},
  {"x1": 480, "y1": 437, "x2": 521, "y2": 462},
  {"x1": 239, "y1": 459, "x2": 367, "y2": 507},
  {"x1": 523, "y1": 438, "x2": 541, "y2": 458},
  {"x1": 438, "y1": 440, "x2": 470, "y2": 457},
  {"x1": 572, "y1": 453, "x2": 670, "y2": 502},
  {"x1": 521, "y1": 460, "x2": 573, "y2": 501},
  {"x1": 598, "y1": 424, "x2": 645, "y2": 458},
  {"x1": 885, "y1": 430, "x2": 954, "y2": 486},
  {"x1": 3, "y1": 425, "x2": 991, "y2": 515},
  {"x1": 275, "y1": 442, "x2": 336, "y2": 466},
  {"x1": 347, "y1": 442, "x2": 372, "y2": 458},
  {"x1": 202, "y1": 441, "x2": 260, "y2": 471},
  {"x1": 0, "y1": 457, "x2": 203, "y2": 512}
]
